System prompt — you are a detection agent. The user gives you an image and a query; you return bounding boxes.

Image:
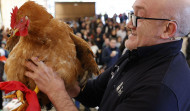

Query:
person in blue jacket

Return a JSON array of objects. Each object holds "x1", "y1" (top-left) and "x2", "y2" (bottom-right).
[
  {"x1": 25, "y1": 0, "x2": 190, "y2": 111},
  {"x1": 102, "y1": 38, "x2": 121, "y2": 69}
]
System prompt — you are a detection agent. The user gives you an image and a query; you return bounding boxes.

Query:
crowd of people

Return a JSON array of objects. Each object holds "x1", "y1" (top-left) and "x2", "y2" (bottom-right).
[
  {"x1": 0, "y1": 25, "x2": 9, "y2": 110},
  {"x1": 68, "y1": 14, "x2": 131, "y2": 71}
]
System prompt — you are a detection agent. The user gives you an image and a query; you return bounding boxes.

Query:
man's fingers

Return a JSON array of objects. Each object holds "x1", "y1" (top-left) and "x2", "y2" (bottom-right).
[
  {"x1": 25, "y1": 61, "x2": 38, "y2": 72},
  {"x1": 25, "y1": 71, "x2": 35, "y2": 79},
  {"x1": 26, "y1": 57, "x2": 53, "y2": 79},
  {"x1": 31, "y1": 57, "x2": 44, "y2": 67}
]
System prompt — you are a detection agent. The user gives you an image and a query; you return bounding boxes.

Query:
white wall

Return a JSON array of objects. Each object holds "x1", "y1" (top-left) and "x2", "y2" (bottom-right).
[
  {"x1": 54, "y1": 0, "x2": 135, "y2": 17},
  {"x1": 0, "y1": 0, "x2": 48, "y2": 28},
  {"x1": 0, "y1": 0, "x2": 135, "y2": 28},
  {"x1": 1, "y1": 0, "x2": 28, "y2": 28},
  {"x1": 95, "y1": 0, "x2": 135, "y2": 17}
]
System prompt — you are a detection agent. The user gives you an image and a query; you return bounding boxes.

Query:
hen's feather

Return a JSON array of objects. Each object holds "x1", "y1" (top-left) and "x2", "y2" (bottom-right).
[
  {"x1": 69, "y1": 32, "x2": 100, "y2": 87},
  {"x1": 5, "y1": 35, "x2": 20, "y2": 52}
]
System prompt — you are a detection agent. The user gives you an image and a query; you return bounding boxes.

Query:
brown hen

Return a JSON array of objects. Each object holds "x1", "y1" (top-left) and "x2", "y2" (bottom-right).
[{"x1": 5, "y1": 1, "x2": 99, "y2": 108}]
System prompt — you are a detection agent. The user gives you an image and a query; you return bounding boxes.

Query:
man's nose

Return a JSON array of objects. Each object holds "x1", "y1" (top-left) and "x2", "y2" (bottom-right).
[{"x1": 126, "y1": 20, "x2": 135, "y2": 30}]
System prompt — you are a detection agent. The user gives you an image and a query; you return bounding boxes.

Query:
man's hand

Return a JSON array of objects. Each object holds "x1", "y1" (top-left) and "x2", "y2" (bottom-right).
[
  {"x1": 25, "y1": 57, "x2": 78, "y2": 111},
  {"x1": 67, "y1": 81, "x2": 81, "y2": 98},
  {"x1": 25, "y1": 57, "x2": 65, "y2": 96},
  {"x1": 110, "y1": 51, "x2": 117, "y2": 57}
]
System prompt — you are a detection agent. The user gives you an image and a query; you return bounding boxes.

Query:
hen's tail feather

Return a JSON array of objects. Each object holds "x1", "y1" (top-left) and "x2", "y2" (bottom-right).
[
  {"x1": 69, "y1": 32, "x2": 100, "y2": 75},
  {"x1": 78, "y1": 71, "x2": 91, "y2": 89}
]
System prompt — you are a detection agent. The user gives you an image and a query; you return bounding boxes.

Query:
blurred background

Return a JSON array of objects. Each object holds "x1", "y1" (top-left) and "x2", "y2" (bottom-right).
[{"x1": 0, "y1": 0, "x2": 135, "y2": 28}]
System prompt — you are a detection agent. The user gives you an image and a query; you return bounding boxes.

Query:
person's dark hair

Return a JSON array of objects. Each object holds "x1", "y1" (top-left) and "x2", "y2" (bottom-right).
[
  {"x1": 105, "y1": 33, "x2": 110, "y2": 38},
  {"x1": 103, "y1": 33, "x2": 110, "y2": 39},
  {"x1": 109, "y1": 37, "x2": 117, "y2": 41},
  {"x1": 87, "y1": 33, "x2": 92, "y2": 37},
  {"x1": 88, "y1": 39, "x2": 96, "y2": 46}
]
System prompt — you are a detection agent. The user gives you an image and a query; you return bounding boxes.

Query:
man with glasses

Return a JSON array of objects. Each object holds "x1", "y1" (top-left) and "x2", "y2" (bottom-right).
[{"x1": 25, "y1": 0, "x2": 190, "y2": 111}]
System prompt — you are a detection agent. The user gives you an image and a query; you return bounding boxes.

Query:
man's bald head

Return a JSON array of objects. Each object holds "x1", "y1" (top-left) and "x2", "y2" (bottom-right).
[{"x1": 133, "y1": 0, "x2": 190, "y2": 37}]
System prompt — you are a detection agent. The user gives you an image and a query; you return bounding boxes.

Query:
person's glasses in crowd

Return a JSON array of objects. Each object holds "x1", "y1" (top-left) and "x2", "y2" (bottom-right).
[{"x1": 128, "y1": 12, "x2": 176, "y2": 27}]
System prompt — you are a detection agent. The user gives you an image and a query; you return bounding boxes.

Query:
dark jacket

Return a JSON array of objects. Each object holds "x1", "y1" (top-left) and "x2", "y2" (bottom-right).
[
  {"x1": 186, "y1": 38, "x2": 190, "y2": 66},
  {"x1": 102, "y1": 47, "x2": 120, "y2": 68},
  {"x1": 94, "y1": 33, "x2": 104, "y2": 50},
  {"x1": 76, "y1": 40, "x2": 190, "y2": 111}
]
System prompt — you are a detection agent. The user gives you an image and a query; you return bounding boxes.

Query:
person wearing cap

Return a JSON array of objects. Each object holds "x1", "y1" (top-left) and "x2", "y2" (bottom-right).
[{"x1": 25, "y1": 0, "x2": 190, "y2": 110}]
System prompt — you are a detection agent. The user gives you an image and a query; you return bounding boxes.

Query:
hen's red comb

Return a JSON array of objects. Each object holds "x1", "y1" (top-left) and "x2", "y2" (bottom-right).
[{"x1": 10, "y1": 6, "x2": 18, "y2": 29}]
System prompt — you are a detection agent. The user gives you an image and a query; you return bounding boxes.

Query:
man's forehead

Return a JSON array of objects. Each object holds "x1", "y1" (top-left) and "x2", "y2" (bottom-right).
[
  {"x1": 133, "y1": 0, "x2": 185, "y2": 10},
  {"x1": 110, "y1": 39, "x2": 116, "y2": 42},
  {"x1": 132, "y1": 0, "x2": 165, "y2": 15},
  {"x1": 133, "y1": 0, "x2": 145, "y2": 9},
  {"x1": 132, "y1": 0, "x2": 150, "y2": 14}
]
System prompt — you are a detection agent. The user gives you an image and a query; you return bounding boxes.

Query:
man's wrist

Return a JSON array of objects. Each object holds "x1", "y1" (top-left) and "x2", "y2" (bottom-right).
[
  {"x1": 47, "y1": 88, "x2": 78, "y2": 111},
  {"x1": 47, "y1": 86, "x2": 67, "y2": 100}
]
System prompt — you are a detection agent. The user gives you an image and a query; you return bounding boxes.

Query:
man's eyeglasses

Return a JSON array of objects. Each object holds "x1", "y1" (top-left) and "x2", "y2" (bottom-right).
[{"x1": 128, "y1": 12, "x2": 175, "y2": 27}]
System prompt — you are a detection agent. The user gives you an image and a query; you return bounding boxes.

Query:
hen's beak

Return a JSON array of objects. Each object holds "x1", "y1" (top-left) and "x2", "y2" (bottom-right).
[{"x1": 11, "y1": 28, "x2": 19, "y2": 37}]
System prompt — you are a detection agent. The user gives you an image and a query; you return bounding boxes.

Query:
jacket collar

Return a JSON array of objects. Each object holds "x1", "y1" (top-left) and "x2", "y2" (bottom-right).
[
  {"x1": 136, "y1": 39, "x2": 182, "y2": 58},
  {"x1": 122, "y1": 40, "x2": 183, "y2": 61}
]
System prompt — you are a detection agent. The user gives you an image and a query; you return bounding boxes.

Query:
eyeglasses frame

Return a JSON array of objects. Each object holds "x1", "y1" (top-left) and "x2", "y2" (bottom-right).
[{"x1": 128, "y1": 12, "x2": 176, "y2": 27}]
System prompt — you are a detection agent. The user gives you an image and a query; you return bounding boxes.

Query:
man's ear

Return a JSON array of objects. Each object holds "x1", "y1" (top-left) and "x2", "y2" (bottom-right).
[{"x1": 160, "y1": 21, "x2": 177, "y2": 39}]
